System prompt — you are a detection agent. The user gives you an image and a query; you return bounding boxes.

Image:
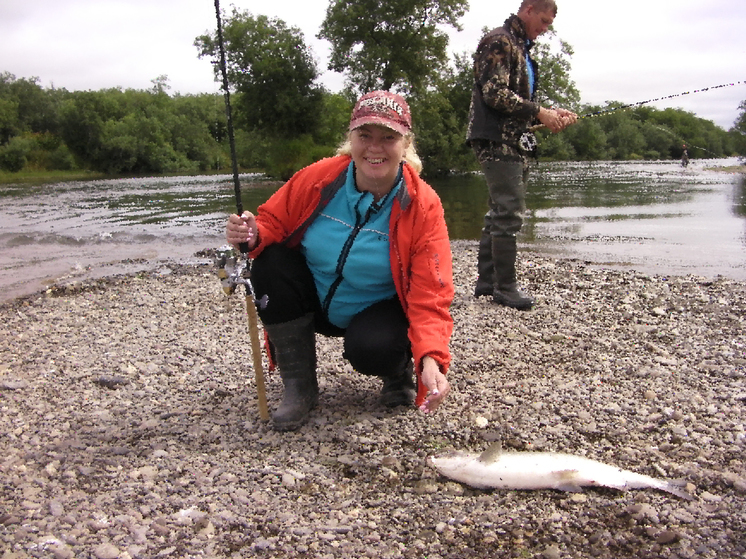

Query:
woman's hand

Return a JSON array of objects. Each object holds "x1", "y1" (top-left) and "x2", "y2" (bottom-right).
[
  {"x1": 418, "y1": 355, "x2": 450, "y2": 414},
  {"x1": 226, "y1": 211, "x2": 258, "y2": 251}
]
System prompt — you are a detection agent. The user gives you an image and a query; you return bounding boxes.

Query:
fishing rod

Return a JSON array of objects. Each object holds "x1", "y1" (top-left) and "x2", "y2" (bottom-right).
[
  {"x1": 214, "y1": 0, "x2": 243, "y2": 227},
  {"x1": 530, "y1": 79, "x2": 746, "y2": 131},
  {"x1": 579, "y1": 80, "x2": 746, "y2": 121},
  {"x1": 213, "y1": 0, "x2": 269, "y2": 422}
]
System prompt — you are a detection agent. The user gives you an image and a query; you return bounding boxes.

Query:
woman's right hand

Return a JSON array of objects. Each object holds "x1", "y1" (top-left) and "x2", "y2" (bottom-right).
[{"x1": 226, "y1": 211, "x2": 258, "y2": 251}]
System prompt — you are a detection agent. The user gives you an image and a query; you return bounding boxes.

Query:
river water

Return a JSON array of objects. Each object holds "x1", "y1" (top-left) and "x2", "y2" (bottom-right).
[{"x1": 1, "y1": 159, "x2": 744, "y2": 303}]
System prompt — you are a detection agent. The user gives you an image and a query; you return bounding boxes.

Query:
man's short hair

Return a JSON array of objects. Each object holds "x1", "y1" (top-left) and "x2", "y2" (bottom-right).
[{"x1": 519, "y1": 0, "x2": 558, "y2": 16}]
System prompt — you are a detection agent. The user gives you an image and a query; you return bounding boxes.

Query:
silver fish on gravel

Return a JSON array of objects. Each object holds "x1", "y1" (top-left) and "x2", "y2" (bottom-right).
[{"x1": 428, "y1": 443, "x2": 694, "y2": 500}]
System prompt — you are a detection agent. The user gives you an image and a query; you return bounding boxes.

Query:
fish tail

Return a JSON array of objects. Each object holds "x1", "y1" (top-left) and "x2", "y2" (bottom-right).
[
  {"x1": 626, "y1": 472, "x2": 695, "y2": 500},
  {"x1": 659, "y1": 479, "x2": 695, "y2": 501}
]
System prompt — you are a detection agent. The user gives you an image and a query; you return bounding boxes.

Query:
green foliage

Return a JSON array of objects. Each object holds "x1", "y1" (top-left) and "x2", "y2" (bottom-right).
[
  {"x1": 0, "y1": 132, "x2": 76, "y2": 172},
  {"x1": 265, "y1": 135, "x2": 336, "y2": 181},
  {"x1": 604, "y1": 115, "x2": 646, "y2": 160},
  {"x1": 532, "y1": 30, "x2": 580, "y2": 110},
  {"x1": 315, "y1": 92, "x2": 356, "y2": 148},
  {"x1": 0, "y1": 95, "x2": 19, "y2": 145},
  {"x1": 318, "y1": 0, "x2": 467, "y2": 95},
  {"x1": 0, "y1": 136, "x2": 28, "y2": 172},
  {"x1": 732, "y1": 100, "x2": 746, "y2": 155},
  {"x1": 547, "y1": 104, "x2": 736, "y2": 161},
  {"x1": 196, "y1": 9, "x2": 324, "y2": 139},
  {"x1": 536, "y1": 130, "x2": 575, "y2": 161},
  {"x1": 561, "y1": 118, "x2": 608, "y2": 160},
  {"x1": 735, "y1": 101, "x2": 746, "y2": 134},
  {"x1": 409, "y1": 53, "x2": 476, "y2": 177},
  {"x1": 0, "y1": 17, "x2": 740, "y2": 178},
  {"x1": 0, "y1": 73, "x2": 62, "y2": 142},
  {"x1": 54, "y1": 87, "x2": 226, "y2": 174}
]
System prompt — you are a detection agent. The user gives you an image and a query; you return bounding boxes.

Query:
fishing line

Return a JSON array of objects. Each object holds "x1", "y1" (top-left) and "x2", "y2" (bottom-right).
[{"x1": 648, "y1": 124, "x2": 720, "y2": 158}]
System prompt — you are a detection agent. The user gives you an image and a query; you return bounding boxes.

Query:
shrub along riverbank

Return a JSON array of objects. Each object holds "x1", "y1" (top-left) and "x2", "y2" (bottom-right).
[{"x1": 1, "y1": 72, "x2": 744, "y2": 181}]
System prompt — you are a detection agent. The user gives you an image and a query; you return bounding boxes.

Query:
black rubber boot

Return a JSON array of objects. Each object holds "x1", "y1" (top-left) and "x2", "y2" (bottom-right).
[
  {"x1": 491, "y1": 236, "x2": 534, "y2": 310},
  {"x1": 474, "y1": 231, "x2": 494, "y2": 297},
  {"x1": 380, "y1": 357, "x2": 416, "y2": 408},
  {"x1": 264, "y1": 313, "x2": 318, "y2": 431}
]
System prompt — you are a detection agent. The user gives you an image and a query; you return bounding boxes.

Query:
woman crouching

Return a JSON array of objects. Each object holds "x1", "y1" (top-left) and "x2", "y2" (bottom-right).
[{"x1": 226, "y1": 91, "x2": 453, "y2": 431}]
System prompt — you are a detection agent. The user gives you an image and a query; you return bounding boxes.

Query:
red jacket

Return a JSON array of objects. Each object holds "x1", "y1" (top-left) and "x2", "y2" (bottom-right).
[{"x1": 251, "y1": 155, "x2": 454, "y2": 405}]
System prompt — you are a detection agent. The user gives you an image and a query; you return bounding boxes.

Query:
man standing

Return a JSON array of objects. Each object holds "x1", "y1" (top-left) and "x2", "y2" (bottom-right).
[{"x1": 467, "y1": 0, "x2": 577, "y2": 309}]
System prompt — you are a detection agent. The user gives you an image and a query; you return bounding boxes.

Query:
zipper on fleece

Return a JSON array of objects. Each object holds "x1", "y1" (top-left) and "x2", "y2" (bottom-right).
[{"x1": 320, "y1": 201, "x2": 379, "y2": 320}]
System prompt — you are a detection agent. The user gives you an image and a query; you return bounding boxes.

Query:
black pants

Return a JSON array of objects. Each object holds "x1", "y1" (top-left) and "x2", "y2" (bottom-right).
[{"x1": 251, "y1": 244, "x2": 411, "y2": 377}]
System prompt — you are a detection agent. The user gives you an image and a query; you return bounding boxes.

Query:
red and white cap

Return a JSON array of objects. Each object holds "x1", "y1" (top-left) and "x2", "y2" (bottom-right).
[{"x1": 349, "y1": 90, "x2": 412, "y2": 136}]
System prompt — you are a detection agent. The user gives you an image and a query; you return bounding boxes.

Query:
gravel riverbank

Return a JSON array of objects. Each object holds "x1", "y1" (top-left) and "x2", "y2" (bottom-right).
[{"x1": 1, "y1": 241, "x2": 745, "y2": 559}]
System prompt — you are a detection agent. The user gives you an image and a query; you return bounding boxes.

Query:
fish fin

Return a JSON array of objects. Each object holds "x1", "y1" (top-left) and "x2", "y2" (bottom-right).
[
  {"x1": 555, "y1": 482, "x2": 585, "y2": 493},
  {"x1": 553, "y1": 470, "x2": 585, "y2": 493},
  {"x1": 477, "y1": 442, "x2": 503, "y2": 464}
]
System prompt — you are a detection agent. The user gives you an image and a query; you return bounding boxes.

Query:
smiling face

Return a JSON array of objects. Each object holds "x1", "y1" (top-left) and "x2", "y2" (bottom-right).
[{"x1": 350, "y1": 124, "x2": 409, "y2": 196}]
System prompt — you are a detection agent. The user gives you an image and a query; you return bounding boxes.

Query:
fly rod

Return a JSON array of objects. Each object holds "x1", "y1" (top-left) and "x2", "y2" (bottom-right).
[{"x1": 530, "y1": 79, "x2": 746, "y2": 131}]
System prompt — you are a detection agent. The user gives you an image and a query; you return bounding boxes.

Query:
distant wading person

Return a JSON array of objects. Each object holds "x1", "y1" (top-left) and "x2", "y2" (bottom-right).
[
  {"x1": 467, "y1": 0, "x2": 577, "y2": 310},
  {"x1": 226, "y1": 91, "x2": 453, "y2": 431}
]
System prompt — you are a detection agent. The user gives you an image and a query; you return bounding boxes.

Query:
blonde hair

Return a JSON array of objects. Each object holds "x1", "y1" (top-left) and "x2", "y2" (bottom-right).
[{"x1": 336, "y1": 131, "x2": 423, "y2": 175}]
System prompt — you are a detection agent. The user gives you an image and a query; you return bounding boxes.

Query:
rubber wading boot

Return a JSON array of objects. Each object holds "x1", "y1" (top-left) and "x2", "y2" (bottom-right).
[
  {"x1": 474, "y1": 232, "x2": 494, "y2": 297},
  {"x1": 380, "y1": 357, "x2": 416, "y2": 408},
  {"x1": 264, "y1": 313, "x2": 318, "y2": 431},
  {"x1": 491, "y1": 236, "x2": 534, "y2": 310}
]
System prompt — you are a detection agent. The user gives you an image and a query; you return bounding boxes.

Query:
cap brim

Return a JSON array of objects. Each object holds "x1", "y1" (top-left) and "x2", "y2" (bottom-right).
[{"x1": 349, "y1": 116, "x2": 409, "y2": 137}]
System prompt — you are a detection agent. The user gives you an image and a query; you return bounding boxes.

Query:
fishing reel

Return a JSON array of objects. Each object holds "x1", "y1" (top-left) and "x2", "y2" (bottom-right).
[
  {"x1": 215, "y1": 245, "x2": 250, "y2": 295},
  {"x1": 519, "y1": 131, "x2": 538, "y2": 154},
  {"x1": 214, "y1": 245, "x2": 269, "y2": 308}
]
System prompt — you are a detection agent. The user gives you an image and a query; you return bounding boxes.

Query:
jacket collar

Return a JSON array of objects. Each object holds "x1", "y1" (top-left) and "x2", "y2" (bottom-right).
[{"x1": 505, "y1": 14, "x2": 534, "y2": 50}]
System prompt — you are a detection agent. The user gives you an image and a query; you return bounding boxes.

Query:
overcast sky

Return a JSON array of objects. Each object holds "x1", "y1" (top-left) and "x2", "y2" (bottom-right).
[{"x1": 2, "y1": 0, "x2": 745, "y2": 129}]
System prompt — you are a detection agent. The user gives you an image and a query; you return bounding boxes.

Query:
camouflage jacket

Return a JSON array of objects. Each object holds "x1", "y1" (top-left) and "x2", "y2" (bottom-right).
[{"x1": 466, "y1": 14, "x2": 541, "y2": 161}]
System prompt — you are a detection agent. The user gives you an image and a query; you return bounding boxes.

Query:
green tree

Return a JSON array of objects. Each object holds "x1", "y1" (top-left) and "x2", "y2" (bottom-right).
[
  {"x1": 0, "y1": 135, "x2": 27, "y2": 171},
  {"x1": 532, "y1": 30, "x2": 580, "y2": 110},
  {"x1": 58, "y1": 87, "x2": 222, "y2": 174},
  {"x1": 318, "y1": 0, "x2": 467, "y2": 95},
  {"x1": 58, "y1": 89, "x2": 123, "y2": 169},
  {"x1": 607, "y1": 119, "x2": 645, "y2": 160},
  {"x1": 0, "y1": 72, "x2": 64, "y2": 144},
  {"x1": 734, "y1": 100, "x2": 746, "y2": 135},
  {"x1": 562, "y1": 116, "x2": 608, "y2": 160},
  {"x1": 0, "y1": 95, "x2": 19, "y2": 145},
  {"x1": 537, "y1": 130, "x2": 575, "y2": 160},
  {"x1": 314, "y1": 91, "x2": 355, "y2": 148},
  {"x1": 409, "y1": 52, "x2": 475, "y2": 176},
  {"x1": 195, "y1": 9, "x2": 323, "y2": 138},
  {"x1": 638, "y1": 121, "x2": 676, "y2": 160},
  {"x1": 170, "y1": 93, "x2": 226, "y2": 171},
  {"x1": 731, "y1": 100, "x2": 746, "y2": 155}
]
